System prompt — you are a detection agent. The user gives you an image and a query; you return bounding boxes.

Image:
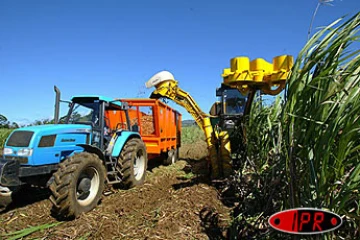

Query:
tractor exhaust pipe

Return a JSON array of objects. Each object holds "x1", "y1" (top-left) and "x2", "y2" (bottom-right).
[{"x1": 54, "y1": 85, "x2": 60, "y2": 124}]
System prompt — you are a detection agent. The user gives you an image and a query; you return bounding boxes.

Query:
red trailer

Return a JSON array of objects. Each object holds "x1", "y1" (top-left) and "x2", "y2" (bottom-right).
[{"x1": 105, "y1": 99, "x2": 182, "y2": 164}]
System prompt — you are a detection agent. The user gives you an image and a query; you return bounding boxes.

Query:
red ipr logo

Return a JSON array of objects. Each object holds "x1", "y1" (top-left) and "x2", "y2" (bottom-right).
[{"x1": 268, "y1": 208, "x2": 343, "y2": 235}]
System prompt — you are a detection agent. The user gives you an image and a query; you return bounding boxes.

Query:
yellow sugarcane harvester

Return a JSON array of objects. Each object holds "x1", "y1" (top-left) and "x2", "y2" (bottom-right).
[{"x1": 145, "y1": 55, "x2": 293, "y2": 179}]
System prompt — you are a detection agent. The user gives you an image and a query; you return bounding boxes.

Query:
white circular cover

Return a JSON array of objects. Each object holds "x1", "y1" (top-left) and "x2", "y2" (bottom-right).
[{"x1": 145, "y1": 71, "x2": 175, "y2": 88}]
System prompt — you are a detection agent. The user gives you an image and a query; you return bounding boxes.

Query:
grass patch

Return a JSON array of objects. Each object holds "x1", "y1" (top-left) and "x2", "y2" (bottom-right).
[
  {"x1": 2, "y1": 222, "x2": 62, "y2": 240},
  {"x1": 181, "y1": 125, "x2": 205, "y2": 144},
  {"x1": 0, "y1": 129, "x2": 13, "y2": 148},
  {"x1": 181, "y1": 172, "x2": 195, "y2": 179}
]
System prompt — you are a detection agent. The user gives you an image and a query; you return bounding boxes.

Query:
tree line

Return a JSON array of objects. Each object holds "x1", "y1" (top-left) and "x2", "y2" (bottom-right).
[
  {"x1": 0, "y1": 114, "x2": 58, "y2": 129},
  {"x1": 0, "y1": 111, "x2": 85, "y2": 129}
]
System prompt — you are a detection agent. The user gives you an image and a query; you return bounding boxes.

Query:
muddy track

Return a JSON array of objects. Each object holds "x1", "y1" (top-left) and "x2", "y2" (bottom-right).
[{"x1": 0, "y1": 143, "x2": 233, "y2": 240}]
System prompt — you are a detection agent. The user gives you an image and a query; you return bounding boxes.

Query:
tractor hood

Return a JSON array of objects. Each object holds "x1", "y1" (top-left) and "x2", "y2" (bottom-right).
[
  {"x1": 3, "y1": 124, "x2": 92, "y2": 166},
  {"x1": 10, "y1": 124, "x2": 92, "y2": 136},
  {"x1": 4, "y1": 124, "x2": 92, "y2": 148}
]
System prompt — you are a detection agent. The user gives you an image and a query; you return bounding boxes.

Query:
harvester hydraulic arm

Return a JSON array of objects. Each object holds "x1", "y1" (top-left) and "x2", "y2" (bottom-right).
[
  {"x1": 146, "y1": 73, "x2": 214, "y2": 151},
  {"x1": 145, "y1": 71, "x2": 225, "y2": 178},
  {"x1": 149, "y1": 79, "x2": 210, "y2": 132}
]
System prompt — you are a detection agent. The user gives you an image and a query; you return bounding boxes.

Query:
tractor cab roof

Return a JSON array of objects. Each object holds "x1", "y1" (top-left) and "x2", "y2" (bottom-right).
[{"x1": 71, "y1": 95, "x2": 123, "y2": 110}]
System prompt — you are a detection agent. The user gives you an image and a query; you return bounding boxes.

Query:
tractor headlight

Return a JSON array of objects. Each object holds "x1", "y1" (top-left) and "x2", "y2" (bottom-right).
[
  {"x1": 3, "y1": 148, "x2": 13, "y2": 155},
  {"x1": 17, "y1": 148, "x2": 33, "y2": 157}
]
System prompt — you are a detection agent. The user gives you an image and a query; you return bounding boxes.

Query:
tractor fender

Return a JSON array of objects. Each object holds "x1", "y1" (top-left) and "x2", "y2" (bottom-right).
[
  {"x1": 111, "y1": 131, "x2": 141, "y2": 158},
  {"x1": 77, "y1": 144, "x2": 105, "y2": 160}
]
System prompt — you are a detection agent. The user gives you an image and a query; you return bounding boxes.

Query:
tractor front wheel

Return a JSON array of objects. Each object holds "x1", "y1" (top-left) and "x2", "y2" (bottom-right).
[{"x1": 49, "y1": 152, "x2": 106, "y2": 220}]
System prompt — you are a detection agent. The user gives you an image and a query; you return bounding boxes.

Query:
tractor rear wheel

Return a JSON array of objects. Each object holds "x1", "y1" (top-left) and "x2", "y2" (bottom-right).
[
  {"x1": 118, "y1": 138, "x2": 147, "y2": 189},
  {"x1": 49, "y1": 152, "x2": 106, "y2": 220}
]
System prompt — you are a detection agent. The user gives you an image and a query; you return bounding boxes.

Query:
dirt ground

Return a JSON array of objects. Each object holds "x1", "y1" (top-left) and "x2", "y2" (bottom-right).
[{"x1": 0, "y1": 142, "x2": 233, "y2": 240}]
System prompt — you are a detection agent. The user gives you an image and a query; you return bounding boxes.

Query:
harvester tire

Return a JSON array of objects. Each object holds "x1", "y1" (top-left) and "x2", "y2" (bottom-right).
[
  {"x1": 118, "y1": 138, "x2": 148, "y2": 189},
  {"x1": 163, "y1": 148, "x2": 178, "y2": 166},
  {"x1": 49, "y1": 152, "x2": 106, "y2": 220}
]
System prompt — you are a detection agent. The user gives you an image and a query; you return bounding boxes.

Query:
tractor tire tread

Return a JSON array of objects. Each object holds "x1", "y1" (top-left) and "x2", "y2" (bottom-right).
[{"x1": 49, "y1": 152, "x2": 106, "y2": 220}]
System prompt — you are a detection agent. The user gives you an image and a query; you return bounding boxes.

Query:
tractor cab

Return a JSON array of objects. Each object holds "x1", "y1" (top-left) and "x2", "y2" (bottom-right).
[{"x1": 63, "y1": 95, "x2": 132, "y2": 151}]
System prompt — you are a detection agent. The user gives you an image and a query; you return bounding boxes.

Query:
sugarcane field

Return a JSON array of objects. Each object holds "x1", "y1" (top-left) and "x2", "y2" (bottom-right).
[{"x1": 0, "y1": 1, "x2": 359, "y2": 240}]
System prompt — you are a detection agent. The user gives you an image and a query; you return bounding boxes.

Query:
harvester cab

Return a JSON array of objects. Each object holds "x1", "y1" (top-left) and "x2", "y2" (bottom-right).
[
  {"x1": 0, "y1": 86, "x2": 148, "y2": 219},
  {"x1": 214, "y1": 84, "x2": 248, "y2": 131}
]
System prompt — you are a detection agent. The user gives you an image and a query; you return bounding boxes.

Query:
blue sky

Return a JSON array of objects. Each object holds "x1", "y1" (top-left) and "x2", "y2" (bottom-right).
[{"x1": 0, "y1": 0, "x2": 359, "y2": 124}]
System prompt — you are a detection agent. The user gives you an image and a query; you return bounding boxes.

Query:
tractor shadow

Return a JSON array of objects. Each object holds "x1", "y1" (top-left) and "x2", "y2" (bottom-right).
[
  {"x1": 0, "y1": 186, "x2": 50, "y2": 214},
  {"x1": 172, "y1": 157, "x2": 211, "y2": 190},
  {"x1": 146, "y1": 156, "x2": 166, "y2": 172}
]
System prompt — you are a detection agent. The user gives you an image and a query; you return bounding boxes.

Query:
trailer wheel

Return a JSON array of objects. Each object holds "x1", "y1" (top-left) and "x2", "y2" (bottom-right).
[
  {"x1": 118, "y1": 138, "x2": 148, "y2": 189},
  {"x1": 49, "y1": 152, "x2": 106, "y2": 220},
  {"x1": 163, "y1": 148, "x2": 178, "y2": 166},
  {"x1": 0, "y1": 186, "x2": 20, "y2": 210}
]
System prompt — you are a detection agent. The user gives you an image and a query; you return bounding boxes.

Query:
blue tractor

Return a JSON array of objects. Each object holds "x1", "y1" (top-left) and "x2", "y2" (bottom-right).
[{"x1": 0, "y1": 86, "x2": 148, "y2": 219}]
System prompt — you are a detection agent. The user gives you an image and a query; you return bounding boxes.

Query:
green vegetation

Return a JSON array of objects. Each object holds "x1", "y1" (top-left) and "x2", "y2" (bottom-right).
[
  {"x1": 0, "y1": 114, "x2": 19, "y2": 129},
  {"x1": 181, "y1": 125, "x2": 205, "y2": 144},
  {"x1": 229, "y1": 11, "x2": 360, "y2": 239},
  {"x1": 0, "y1": 128, "x2": 13, "y2": 148},
  {"x1": 282, "y1": 11, "x2": 360, "y2": 237},
  {"x1": 228, "y1": 97, "x2": 286, "y2": 239},
  {"x1": 1, "y1": 222, "x2": 62, "y2": 240}
]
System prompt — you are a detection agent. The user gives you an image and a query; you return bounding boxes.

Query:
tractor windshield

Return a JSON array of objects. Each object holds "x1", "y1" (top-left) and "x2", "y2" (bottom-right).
[
  {"x1": 66, "y1": 101, "x2": 101, "y2": 126},
  {"x1": 223, "y1": 89, "x2": 247, "y2": 115}
]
